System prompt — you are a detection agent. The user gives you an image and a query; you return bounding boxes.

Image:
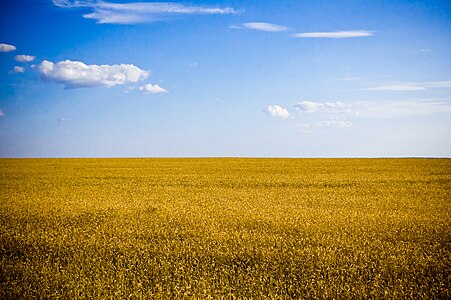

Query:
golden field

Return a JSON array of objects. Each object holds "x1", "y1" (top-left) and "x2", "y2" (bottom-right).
[{"x1": 0, "y1": 158, "x2": 450, "y2": 299}]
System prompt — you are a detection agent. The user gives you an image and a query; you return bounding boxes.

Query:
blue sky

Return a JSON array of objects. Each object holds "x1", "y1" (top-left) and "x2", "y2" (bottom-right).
[{"x1": 1, "y1": 0, "x2": 450, "y2": 157}]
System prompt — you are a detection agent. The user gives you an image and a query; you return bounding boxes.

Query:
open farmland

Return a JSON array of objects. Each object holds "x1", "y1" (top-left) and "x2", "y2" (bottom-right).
[{"x1": 0, "y1": 158, "x2": 450, "y2": 299}]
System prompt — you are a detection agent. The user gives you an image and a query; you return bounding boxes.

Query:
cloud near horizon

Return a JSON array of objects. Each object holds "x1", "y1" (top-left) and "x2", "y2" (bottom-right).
[
  {"x1": 266, "y1": 105, "x2": 290, "y2": 119},
  {"x1": 39, "y1": 60, "x2": 149, "y2": 88},
  {"x1": 53, "y1": 0, "x2": 236, "y2": 24},
  {"x1": 0, "y1": 43, "x2": 16, "y2": 52},
  {"x1": 292, "y1": 30, "x2": 373, "y2": 39}
]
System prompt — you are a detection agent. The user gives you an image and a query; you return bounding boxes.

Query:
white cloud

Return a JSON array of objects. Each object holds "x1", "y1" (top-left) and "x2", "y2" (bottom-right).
[
  {"x1": 292, "y1": 30, "x2": 373, "y2": 39},
  {"x1": 15, "y1": 55, "x2": 36, "y2": 62},
  {"x1": 266, "y1": 105, "x2": 290, "y2": 119},
  {"x1": 39, "y1": 60, "x2": 149, "y2": 88},
  {"x1": 0, "y1": 43, "x2": 16, "y2": 52},
  {"x1": 0, "y1": 109, "x2": 4, "y2": 117},
  {"x1": 12, "y1": 66, "x2": 25, "y2": 73},
  {"x1": 293, "y1": 100, "x2": 355, "y2": 114},
  {"x1": 53, "y1": 0, "x2": 236, "y2": 24},
  {"x1": 367, "y1": 80, "x2": 451, "y2": 91},
  {"x1": 242, "y1": 22, "x2": 288, "y2": 32},
  {"x1": 139, "y1": 83, "x2": 168, "y2": 94}
]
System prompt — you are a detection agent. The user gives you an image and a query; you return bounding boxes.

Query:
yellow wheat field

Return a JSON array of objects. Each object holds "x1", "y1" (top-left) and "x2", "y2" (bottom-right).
[{"x1": 0, "y1": 158, "x2": 450, "y2": 298}]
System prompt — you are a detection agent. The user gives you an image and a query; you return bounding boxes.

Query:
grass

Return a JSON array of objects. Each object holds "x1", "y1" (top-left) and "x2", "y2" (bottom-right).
[{"x1": 0, "y1": 158, "x2": 450, "y2": 299}]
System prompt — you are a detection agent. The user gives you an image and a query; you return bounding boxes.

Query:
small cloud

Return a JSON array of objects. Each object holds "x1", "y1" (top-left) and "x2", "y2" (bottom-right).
[
  {"x1": 292, "y1": 30, "x2": 373, "y2": 39},
  {"x1": 15, "y1": 55, "x2": 36, "y2": 62},
  {"x1": 242, "y1": 22, "x2": 288, "y2": 32},
  {"x1": 0, "y1": 109, "x2": 4, "y2": 117},
  {"x1": 188, "y1": 62, "x2": 198, "y2": 68},
  {"x1": 0, "y1": 43, "x2": 16, "y2": 52},
  {"x1": 53, "y1": 0, "x2": 236, "y2": 24},
  {"x1": 39, "y1": 60, "x2": 149, "y2": 89},
  {"x1": 420, "y1": 48, "x2": 431, "y2": 52},
  {"x1": 266, "y1": 105, "x2": 290, "y2": 119},
  {"x1": 10, "y1": 66, "x2": 25, "y2": 74},
  {"x1": 139, "y1": 83, "x2": 168, "y2": 94}
]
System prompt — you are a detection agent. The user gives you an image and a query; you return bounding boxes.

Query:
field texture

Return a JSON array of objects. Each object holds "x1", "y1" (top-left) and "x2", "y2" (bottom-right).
[{"x1": 0, "y1": 158, "x2": 450, "y2": 299}]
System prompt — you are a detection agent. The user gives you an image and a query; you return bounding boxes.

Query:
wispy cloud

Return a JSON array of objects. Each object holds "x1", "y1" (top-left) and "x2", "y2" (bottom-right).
[
  {"x1": 0, "y1": 109, "x2": 4, "y2": 117},
  {"x1": 357, "y1": 100, "x2": 451, "y2": 118},
  {"x1": 0, "y1": 43, "x2": 16, "y2": 52},
  {"x1": 293, "y1": 100, "x2": 356, "y2": 115},
  {"x1": 239, "y1": 22, "x2": 288, "y2": 32},
  {"x1": 53, "y1": 0, "x2": 236, "y2": 24},
  {"x1": 293, "y1": 101, "x2": 356, "y2": 131},
  {"x1": 292, "y1": 30, "x2": 373, "y2": 39},
  {"x1": 295, "y1": 99, "x2": 451, "y2": 133},
  {"x1": 266, "y1": 105, "x2": 290, "y2": 119},
  {"x1": 367, "y1": 80, "x2": 451, "y2": 92},
  {"x1": 15, "y1": 55, "x2": 36, "y2": 62},
  {"x1": 298, "y1": 117, "x2": 352, "y2": 133},
  {"x1": 39, "y1": 60, "x2": 149, "y2": 88},
  {"x1": 427, "y1": 81, "x2": 451, "y2": 88},
  {"x1": 367, "y1": 85, "x2": 425, "y2": 91},
  {"x1": 294, "y1": 101, "x2": 325, "y2": 113},
  {"x1": 315, "y1": 119, "x2": 353, "y2": 128},
  {"x1": 139, "y1": 83, "x2": 168, "y2": 94},
  {"x1": 293, "y1": 99, "x2": 451, "y2": 118}
]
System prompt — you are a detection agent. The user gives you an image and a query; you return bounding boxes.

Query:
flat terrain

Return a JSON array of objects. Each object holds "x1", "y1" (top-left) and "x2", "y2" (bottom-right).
[{"x1": 0, "y1": 158, "x2": 450, "y2": 299}]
